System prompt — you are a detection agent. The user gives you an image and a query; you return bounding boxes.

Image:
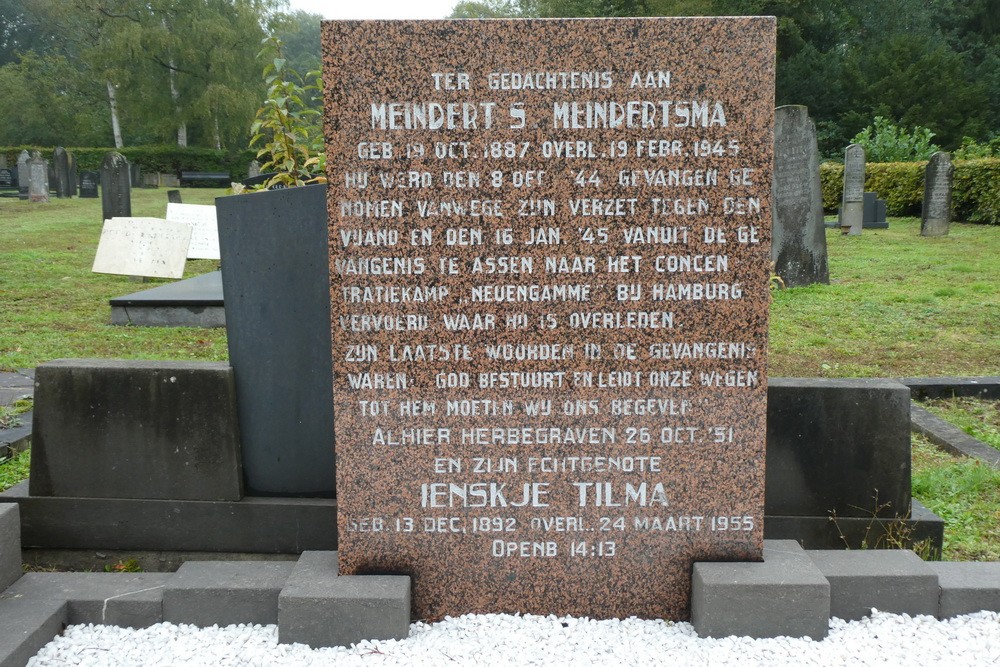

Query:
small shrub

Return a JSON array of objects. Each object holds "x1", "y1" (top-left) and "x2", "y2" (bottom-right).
[{"x1": 850, "y1": 116, "x2": 940, "y2": 162}]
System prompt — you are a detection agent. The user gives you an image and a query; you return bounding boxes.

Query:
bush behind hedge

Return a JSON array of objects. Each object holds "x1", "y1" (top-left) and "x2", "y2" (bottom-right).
[
  {"x1": 1, "y1": 146, "x2": 256, "y2": 180},
  {"x1": 819, "y1": 158, "x2": 1000, "y2": 224}
]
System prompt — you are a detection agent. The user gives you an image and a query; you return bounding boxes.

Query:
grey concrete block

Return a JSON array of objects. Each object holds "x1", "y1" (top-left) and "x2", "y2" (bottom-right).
[
  {"x1": 0, "y1": 597, "x2": 66, "y2": 667},
  {"x1": 163, "y1": 561, "x2": 294, "y2": 627},
  {"x1": 279, "y1": 551, "x2": 411, "y2": 648},
  {"x1": 110, "y1": 271, "x2": 225, "y2": 328},
  {"x1": 767, "y1": 378, "x2": 912, "y2": 519},
  {"x1": 0, "y1": 503, "x2": 21, "y2": 590},
  {"x1": 29, "y1": 359, "x2": 243, "y2": 501},
  {"x1": 692, "y1": 540, "x2": 830, "y2": 639},
  {"x1": 900, "y1": 377, "x2": 1000, "y2": 401},
  {"x1": 807, "y1": 549, "x2": 938, "y2": 621},
  {"x1": 1, "y1": 482, "x2": 336, "y2": 553},
  {"x1": 928, "y1": 562, "x2": 1000, "y2": 619},
  {"x1": 2, "y1": 572, "x2": 171, "y2": 628},
  {"x1": 911, "y1": 404, "x2": 1000, "y2": 468},
  {"x1": 216, "y1": 185, "x2": 335, "y2": 497}
]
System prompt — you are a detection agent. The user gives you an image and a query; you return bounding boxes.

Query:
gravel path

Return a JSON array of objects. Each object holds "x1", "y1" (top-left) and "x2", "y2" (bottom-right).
[{"x1": 26, "y1": 610, "x2": 1000, "y2": 666}]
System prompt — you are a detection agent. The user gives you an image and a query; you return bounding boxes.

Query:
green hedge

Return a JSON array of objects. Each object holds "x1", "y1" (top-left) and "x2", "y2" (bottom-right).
[
  {"x1": 0, "y1": 146, "x2": 256, "y2": 180},
  {"x1": 819, "y1": 158, "x2": 1000, "y2": 224}
]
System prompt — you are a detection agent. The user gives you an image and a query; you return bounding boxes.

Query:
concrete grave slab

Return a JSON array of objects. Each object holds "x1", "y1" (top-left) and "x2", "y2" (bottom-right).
[
  {"x1": 163, "y1": 561, "x2": 295, "y2": 627},
  {"x1": 92, "y1": 217, "x2": 191, "y2": 279},
  {"x1": 692, "y1": 539, "x2": 830, "y2": 639},
  {"x1": 279, "y1": 551, "x2": 410, "y2": 648},
  {"x1": 29, "y1": 359, "x2": 242, "y2": 501},
  {"x1": 109, "y1": 270, "x2": 225, "y2": 328},
  {"x1": 928, "y1": 562, "x2": 1000, "y2": 619},
  {"x1": 0, "y1": 504, "x2": 21, "y2": 590},
  {"x1": 0, "y1": 596, "x2": 66, "y2": 667},
  {"x1": 807, "y1": 549, "x2": 938, "y2": 621},
  {"x1": 165, "y1": 203, "x2": 221, "y2": 260},
  {"x1": 2, "y1": 572, "x2": 171, "y2": 628}
]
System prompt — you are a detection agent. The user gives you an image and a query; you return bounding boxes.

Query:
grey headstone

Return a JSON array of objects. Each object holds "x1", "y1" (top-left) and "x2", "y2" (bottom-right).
[
  {"x1": 771, "y1": 105, "x2": 829, "y2": 287},
  {"x1": 0, "y1": 167, "x2": 14, "y2": 189},
  {"x1": 68, "y1": 152, "x2": 78, "y2": 197},
  {"x1": 79, "y1": 171, "x2": 99, "y2": 198},
  {"x1": 29, "y1": 359, "x2": 243, "y2": 501},
  {"x1": 129, "y1": 161, "x2": 141, "y2": 187},
  {"x1": 921, "y1": 151, "x2": 953, "y2": 237},
  {"x1": 101, "y1": 151, "x2": 131, "y2": 219},
  {"x1": 16, "y1": 150, "x2": 29, "y2": 199},
  {"x1": 167, "y1": 189, "x2": 182, "y2": 204},
  {"x1": 841, "y1": 144, "x2": 865, "y2": 235},
  {"x1": 53, "y1": 147, "x2": 70, "y2": 198},
  {"x1": 875, "y1": 198, "x2": 887, "y2": 224},
  {"x1": 27, "y1": 151, "x2": 49, "y2": 203},
  {"x1": 0, "y1": 503, "x2": 22, "y2": 590},
  {"x1": 216, "y1": 184, "x2": 335, "y2": 496},
  {"x1": 47, "y1": 159, "x2": 56, "y2": 193},
  {"x1": 248, "y1": 160, "x2": 261, "y2": 178}
]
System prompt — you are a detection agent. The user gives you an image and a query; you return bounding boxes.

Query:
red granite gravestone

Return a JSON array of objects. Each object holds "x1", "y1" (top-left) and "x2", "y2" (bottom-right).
[{"x1": 323, "y1": 17, "x2": 775, "y2": 621}]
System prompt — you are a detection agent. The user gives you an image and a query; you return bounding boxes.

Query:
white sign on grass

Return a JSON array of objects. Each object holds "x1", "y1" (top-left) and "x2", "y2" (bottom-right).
[
  {"x1": 92, "y1": 218, "x2": 192, "y2": 279},
  {"x1": 166, "y1": 203, "x2": 220, "y2": 260}
]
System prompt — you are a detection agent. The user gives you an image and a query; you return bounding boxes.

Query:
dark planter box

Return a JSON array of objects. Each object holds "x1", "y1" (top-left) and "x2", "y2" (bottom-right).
[{"x1": 216, "y1": 184, "x2": 335, "y2": 497}]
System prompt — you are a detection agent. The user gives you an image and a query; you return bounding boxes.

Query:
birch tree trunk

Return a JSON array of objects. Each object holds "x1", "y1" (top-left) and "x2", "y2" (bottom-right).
[{"x1": 106, "y1": 80, "x2": 124, "y2": 149}]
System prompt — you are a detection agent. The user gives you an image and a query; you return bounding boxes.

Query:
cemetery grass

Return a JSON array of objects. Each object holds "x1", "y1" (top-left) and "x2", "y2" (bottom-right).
[
  {"x1": 920, "y1": 398, "x2": 1000, "y2": 451},
  {"x1": 0, "y1": 188, "x2": 228, "y2": 371},
  {"x1": 770, "y1": 218, "x2": 1000, "y2": 378},
  {"x1": 0, "y1": 449, "x2": 30, "y2": 492},
  {"x1": 912, "y1": 434, "x2": 1000, "y2": 561}
]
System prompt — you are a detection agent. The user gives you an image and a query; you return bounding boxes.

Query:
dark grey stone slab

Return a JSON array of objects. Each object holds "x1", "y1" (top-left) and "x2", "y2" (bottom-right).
[
  {"x1": 29, "y1": 359, "x2": 243, "y2": 501},
  {"x1": 921, "y1": 151, "x2": 953, "y2": 237},
  {"x1": 163, "y1": 561, "x2": 294, "y2": 627},
  {"x1": 766, "y1": 378, "x2": 911, "y2": 518},
  {"x1": 0, "y1": 596, "x2": 66, "y2": 667},
  {"x1": 910, "y1": 404, "x2": 1000, "y2": 468},
  {"x1": 101, "y1": 151, "x2": 131, "y2": 220},
  {"x1": 900, "y1": 377, "x2": 1000, "y2": 401},
  {"x1": 52, "y1": 147, "x2": 70, "y2": 198},
  {"x1": 771, "y1": 105, "x2": 829, "y2": 287},
  {"x1": 79, "y1": 171, "x2": 99, "y2": 198},
  {"x1": 0, "y1": 504, "x2": 21, "y2": 590},
  {"x1": 2, "y1": 572, "x2": 171, "y2": 628},
  {"x1": 109, "y1": 271, "x2": 225, "y2": 328},
  {"x1": 928, "y1": 562, "x2": 1000, "y2": 619},
  {"x1": 807, "y1": 549, "x2": 938, "y2": 621},
  {"x1": 216, "y1": 184, "x2": 335, "y2": 497},
  {"x1": 765, "y1": 499, "x2": 944, "y2": 555},
  {"x1": 279, "y1": 551, "x2": 410, "y2": 648},
  {"x1": 1, "y1": 482, "x2": 337, "y2": 553},
  {"x1": 692, "y1": 540, "x2": 830, "y2": 639}
]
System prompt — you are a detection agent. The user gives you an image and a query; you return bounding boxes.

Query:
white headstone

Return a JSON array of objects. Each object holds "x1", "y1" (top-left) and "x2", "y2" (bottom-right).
[
  {"x1": 92, "y1": 218, "x2": 192, "y2": 279},
  {"x1": 165, "y1": 203, "x2": 221, "y2": 259}
]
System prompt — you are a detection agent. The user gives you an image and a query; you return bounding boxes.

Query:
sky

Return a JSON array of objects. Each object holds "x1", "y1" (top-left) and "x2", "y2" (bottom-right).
[{"x1": 285, "y1": 0, "x2": 459, "y2": 20}]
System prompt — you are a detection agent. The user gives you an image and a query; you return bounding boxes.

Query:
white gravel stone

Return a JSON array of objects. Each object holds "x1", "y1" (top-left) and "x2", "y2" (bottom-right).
[{"x1": 26, "y1": 610, "x2": 1000, "y2": 666}]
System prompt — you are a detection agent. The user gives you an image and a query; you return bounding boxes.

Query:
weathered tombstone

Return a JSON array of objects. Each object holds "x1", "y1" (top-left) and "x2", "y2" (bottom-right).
[
  {"x1": 79, "y1": 171, "x2": 100, "y2": 198},
  {"x1": 840, "y1": 144, "x2": 865, "y2": 235},
  {"x1": 53, "y1": 147, "x2": 71, "y2": 198},
  {"x1": 167, "y1": 189, "x2": 183, "y2": 204},
  {"x1": 27, "y1": 151, "x2": 49, "y2": 203},
  {"x1": 101, "y1": 152, "x2": 132, "y2": 220},
  {"x1": 68, "y1": 152, "x2": 79, "y2": 197},
  {"x1": 771, "y1": 105, "x2": 828, "y2": 287},
  {"x1": 165, "y1": 203, "x2": 220, "y2": 259},
  {"x1": 92, "y1": 217, "x2": 192, "y2": 279},
  {"x1": 129, "y1": 162, "x2": 141, "y2": 187},
  {"x1": 0, "y1": 166, "x2": 14, "y2": 190},
  {"x1": 47, "y1": 159, "x2": 57, "y2": 194},
  {"x1": 17, "y1": 150, "x2": 30, "y2": 200},
  {"x1": 921, "y1": 152, "x2": 953, "y2": 237},
  {"x1": 248, "y1": 160, "x2": 261, "y2": 178},
  {"x1": 324, "y1": 17, "x2": 775, "y2": 621}
]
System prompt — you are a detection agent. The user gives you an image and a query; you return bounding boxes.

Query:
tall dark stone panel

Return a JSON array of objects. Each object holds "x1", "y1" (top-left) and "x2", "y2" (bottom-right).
[
  {"x1": 53, "y1": 147, "x2": 71, "y2": 198},
  {"x1": 101, "y1": 152, "x2": 132, "y2": 220}
]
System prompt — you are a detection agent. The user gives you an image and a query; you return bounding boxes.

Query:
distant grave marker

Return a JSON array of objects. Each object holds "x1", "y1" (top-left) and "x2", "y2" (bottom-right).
[
  {"x1": 92, "y1": 217, "x2": 192, "y2": 279},
  {"x1": 840, "y1": 144, "x2": 865, "y2": 235},
  {"x1": 80, "y1": 171, "x2": 99, "y2": 198},
  {"x1": 771, "y1": 105, "x2": 828, "y2": 287},
  {"x1": 53, "y1": 147, "x2": 71, "y2": 198},
  {"x1": 101, "y1": 152, "x2": 132, "y2": 220},
  {"x1": 27, "y1": 151, "x2": 49, "y2": 203},
  {"x1": 16, "y1": 150, "x2": 29, "y2": 200},
  {"x1": 69, "y1": 152, "x2": 79, "y2": 197},
  {"x1": 921, "y1": 152, "x2": 953, "y2": 237},
  {"x1": 166, "y1": 203, "x2": 221, "y2": 260},
  {"x1": 325, "y1": 17, "x2": 775, "y2": 621}
]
